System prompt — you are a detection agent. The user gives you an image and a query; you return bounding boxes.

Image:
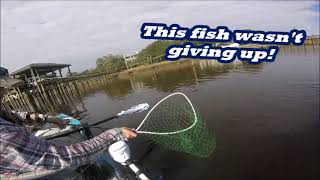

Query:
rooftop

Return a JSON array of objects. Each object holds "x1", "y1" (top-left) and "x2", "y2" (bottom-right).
[{"x1": 10, "y1": 63, "x2": 71, "y2": 76}]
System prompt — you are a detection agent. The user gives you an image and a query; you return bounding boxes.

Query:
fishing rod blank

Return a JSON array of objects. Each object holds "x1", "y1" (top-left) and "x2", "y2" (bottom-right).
[{"x1": 46, "y1": 103, "x2": 149, "y2": 140}]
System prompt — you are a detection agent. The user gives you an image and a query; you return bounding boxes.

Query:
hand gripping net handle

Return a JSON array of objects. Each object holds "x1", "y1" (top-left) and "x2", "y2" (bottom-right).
[{"x1": 136, "y1": 92, "x2": 198, "y2": 135}]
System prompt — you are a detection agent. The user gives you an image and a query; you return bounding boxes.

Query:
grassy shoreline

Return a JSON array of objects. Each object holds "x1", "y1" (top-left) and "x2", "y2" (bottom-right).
[
  {"x1": 118, "y1": 41, "x2": 319, "y2": 76},
  {"x1": 119, "y1": 60, "x2": 185, "y2": 75}
]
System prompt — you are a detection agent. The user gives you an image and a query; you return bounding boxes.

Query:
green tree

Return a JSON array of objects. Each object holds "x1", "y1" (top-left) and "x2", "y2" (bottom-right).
[
  {"x1": 135, "y1": 40, "x2": 227, "y2": 64},
  {"x1": 95, "y1": 54, "x2": 126, "y2": 72}
]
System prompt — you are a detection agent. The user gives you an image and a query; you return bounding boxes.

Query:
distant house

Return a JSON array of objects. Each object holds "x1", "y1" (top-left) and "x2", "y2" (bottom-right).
[{"x1": 123, "y1": 51, "x2": 140, "y2": 69}]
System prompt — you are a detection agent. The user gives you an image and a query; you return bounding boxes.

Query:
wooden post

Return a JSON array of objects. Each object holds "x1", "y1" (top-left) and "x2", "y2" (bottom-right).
[
  {"x1": 30, "y1": 68, "x2": 47, "y2": 106},
  {"x1": 59, "y1": 69, "x2": 63, "y2": 78},
  {"x1": 40, "y1": 83, "x2": 54, "y2": 111},
  {"x1": 150, "y1": 56, "x2": 153, "y2": 64},
  {"x1": 57, "y1": 82, "x2": 69, "y2": 105},
  {"x1": 30, "y1": 68, "x2": 37, "y2": 84},
  {"x1": 98, "y1": 76, "x2": 103, "y2": 85},
  {"x1": 80, "y1": 80, "x2": 86, "y2": 92},
  {"x1": 33, "y1": 94, "x2": 45, "y2": 112},
  {"x1": 73, "y1": 80, "x2": 83, "y2": 101},
  {"x1": 2, "y1": 99, "x2": 10, "y2": 111},
  {"x1": 311, "y1": 39, "x2": 315, "y2": 52},
  {"x1": 63, "y1": 82, "x2": 79, "y2": 112},
  {"x1": 16, "y1": 87, "x2": 31, "y2": 111},
  {"x1": 11, "y1": 89, "x2": 23, "y2": 110},
  {"x1": 86, "y1": 79, "x2": 90, "y2": 88},
  {"x1": 124, "y1": 57, "x2": 129, "y2": 70},
  {"x1": 47, "y1": 86, "x2": 59, "y2": 106},
  {"x1": 67, "y1": 66, "x2": 72, "y2": 76},
  {"x1": 6, "y1": 94, "x2": 17, "y2": 110},
  {"x1": 34, "y1": 69, "x2": 52, "y2": 107},
  {"x1": 67, "y1": 81, "x2": 77, "y2": 99},
  {"x1": 35, "y1": 69, "x2": 41, "y2": 82},
  {"x1": 57, "y1": 83, "x2": 66, "y2": 104},
  {"x1": 191, "y1": 61, "x2": 199, "y2": 83},
  {"x1": 52, "y1": 86, "x2": 62, "y2": 105},
  {"x1": 24, "y1": 91, "x2": 36, "y2": 112}
]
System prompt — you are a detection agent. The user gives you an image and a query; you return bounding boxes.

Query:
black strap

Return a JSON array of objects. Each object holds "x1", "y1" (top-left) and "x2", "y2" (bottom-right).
[
  {"x1": 26, "y1": 112, "x2": 31, "y2": 120},
  {"x1": 125, "y1": 160, "x2": 144, "y2": 177},
  {"x1": 135, "y1": 169, "x2": 143, "y2": 176}
]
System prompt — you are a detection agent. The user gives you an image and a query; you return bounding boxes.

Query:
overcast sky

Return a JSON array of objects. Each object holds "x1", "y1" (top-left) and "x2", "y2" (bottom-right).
[{"x1": 1, "y1": 1, "x2": 319, "y2": 73}]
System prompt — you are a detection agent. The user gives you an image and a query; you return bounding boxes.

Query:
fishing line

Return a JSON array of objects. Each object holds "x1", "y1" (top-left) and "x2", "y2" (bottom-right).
[{"x1": 70, "y1": 146, "x2": 109, "y2": 180}]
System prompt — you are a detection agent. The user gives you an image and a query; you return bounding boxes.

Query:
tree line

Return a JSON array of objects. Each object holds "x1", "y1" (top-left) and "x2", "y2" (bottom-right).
[{"x1": 77, "y1": 40, "x2": 229, "y2": 75}]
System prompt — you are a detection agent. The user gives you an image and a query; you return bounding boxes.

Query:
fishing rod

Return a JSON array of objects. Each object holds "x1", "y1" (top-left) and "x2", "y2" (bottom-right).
[{"x1": 45, "y1": 103, "x2": 149, "y2": 140}]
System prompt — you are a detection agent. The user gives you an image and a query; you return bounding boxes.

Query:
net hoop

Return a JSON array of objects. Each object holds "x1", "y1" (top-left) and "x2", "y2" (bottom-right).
[{"x1": 136, "y1": 92, "x2": 198, "y2": 135}]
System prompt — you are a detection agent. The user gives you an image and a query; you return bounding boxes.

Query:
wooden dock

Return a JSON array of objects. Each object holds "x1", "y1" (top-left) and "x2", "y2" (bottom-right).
[{"x1": 2, "y1": 63, "x2": 123, "y2": 113}]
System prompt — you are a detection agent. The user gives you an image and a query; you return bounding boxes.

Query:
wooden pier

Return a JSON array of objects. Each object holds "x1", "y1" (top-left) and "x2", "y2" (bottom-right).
[{"x1": 2, "y1": 63, "x2": 123, "y2": 113}]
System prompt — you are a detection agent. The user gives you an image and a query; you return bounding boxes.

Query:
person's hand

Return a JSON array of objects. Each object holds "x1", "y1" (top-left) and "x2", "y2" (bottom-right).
[
  {"x1": 122, "y1": 127, "x2": 137, "y2": 139},
  {"x1": 47, "y1": 116, "x2": 66, "y2": 129},
  {"x1": 54, "y1": 119, "x2": 66, "y2": 129}
]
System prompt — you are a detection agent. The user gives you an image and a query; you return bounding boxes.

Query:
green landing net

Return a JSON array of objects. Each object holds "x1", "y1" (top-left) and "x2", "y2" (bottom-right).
[{"x1": 136, "y1": 92, "x2": 215, "y2": 158}]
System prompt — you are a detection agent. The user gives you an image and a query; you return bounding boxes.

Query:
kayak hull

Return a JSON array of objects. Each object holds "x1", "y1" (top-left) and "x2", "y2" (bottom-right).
[{"x1": 34, "y1": 113, "x2": 82, "y2": 139}]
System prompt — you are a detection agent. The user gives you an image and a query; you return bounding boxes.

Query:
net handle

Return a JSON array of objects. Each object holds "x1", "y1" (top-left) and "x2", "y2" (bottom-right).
[{"x1": 135, "y1": 92, "x2": 198, "y2": 135}]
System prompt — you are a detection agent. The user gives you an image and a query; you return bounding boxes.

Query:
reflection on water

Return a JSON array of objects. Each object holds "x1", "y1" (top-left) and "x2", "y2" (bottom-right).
[
  {"x1": 280, "y1": 43, "x2": 320, "y2": 56},
  {"x1": 54, "y1": 45, "x2": 319, "y2": 180},
  {"x1": 101, "y1": 61, "x2": 263, "y2": 99},
  {"x1": 101, "y1": 44, "x2": 319, "y2": 99}
]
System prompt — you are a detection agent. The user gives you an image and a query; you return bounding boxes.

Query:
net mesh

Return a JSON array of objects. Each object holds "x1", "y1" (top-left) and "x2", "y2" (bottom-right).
[{"x1": 136, "y1": 93, "x2": 215, "y2": 158}]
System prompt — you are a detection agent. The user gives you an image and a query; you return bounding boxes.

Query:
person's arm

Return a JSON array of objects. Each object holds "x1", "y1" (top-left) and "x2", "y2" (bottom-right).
[
  {"x1": 1, "y1": 126, "x2": 136, "y2": 173},
  {"x1": 11, "y1": 111, "x2": 42, "y2": 124}
]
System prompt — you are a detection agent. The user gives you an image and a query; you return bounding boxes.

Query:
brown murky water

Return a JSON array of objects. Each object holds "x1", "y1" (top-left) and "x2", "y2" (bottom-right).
[{"x1": 55, "y1": 45, "x2": 319, "y2": 180}]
